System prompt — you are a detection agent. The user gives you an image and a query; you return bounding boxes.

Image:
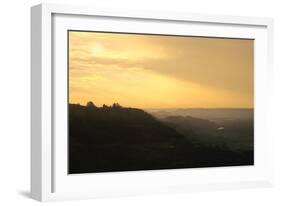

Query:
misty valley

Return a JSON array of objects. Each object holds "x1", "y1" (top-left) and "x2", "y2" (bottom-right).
[{"x1": 69, "y1": 103, "x2": 253, "y2": 174}]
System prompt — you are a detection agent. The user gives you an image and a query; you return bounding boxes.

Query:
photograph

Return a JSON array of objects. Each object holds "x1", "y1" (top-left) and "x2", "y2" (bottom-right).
[{"x1": 68, "y1": 31, "x2": 254, "y2": 174}]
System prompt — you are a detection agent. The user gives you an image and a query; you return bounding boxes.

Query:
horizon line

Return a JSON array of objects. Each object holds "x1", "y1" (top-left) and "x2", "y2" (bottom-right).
[{"x1": 69, "y1": 102, "x2": 253, "y2": 110}]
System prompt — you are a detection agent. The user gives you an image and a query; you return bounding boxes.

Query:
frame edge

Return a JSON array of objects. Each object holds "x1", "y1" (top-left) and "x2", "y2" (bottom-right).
[{"x1": 31, "y1": 4, "x2": 43, "y2": 201}]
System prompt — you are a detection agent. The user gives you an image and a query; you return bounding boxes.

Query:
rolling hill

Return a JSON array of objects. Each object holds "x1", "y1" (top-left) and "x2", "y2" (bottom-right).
[{"x1": 69, "y1": 104, "x2": 253, "y2": 174}]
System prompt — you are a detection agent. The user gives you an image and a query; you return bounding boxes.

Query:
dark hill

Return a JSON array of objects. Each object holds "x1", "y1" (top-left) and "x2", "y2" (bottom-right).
[
  {"x1": 69, "y1": 104, "x2": 253, "y2": 174},
  {"x1": 161, "y1": 115, "x2": 253, "y2": 152},
  {"x1": 69, "y1": 104, "x2": 186, "y2": 144},
  {"x1": 164, "y1": 115, "x2": 219, "y2": 134}
]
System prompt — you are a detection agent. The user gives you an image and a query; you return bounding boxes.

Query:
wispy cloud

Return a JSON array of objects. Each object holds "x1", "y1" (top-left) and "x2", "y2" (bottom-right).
[{"x1": 69, "y1": 31, "x2": 253, "y2": 108}]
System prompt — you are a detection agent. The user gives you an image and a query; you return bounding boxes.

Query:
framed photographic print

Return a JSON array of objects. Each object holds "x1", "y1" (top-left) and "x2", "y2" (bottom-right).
[{"x1": 31, "y1": 3, "x2": 274, "y2": 201}]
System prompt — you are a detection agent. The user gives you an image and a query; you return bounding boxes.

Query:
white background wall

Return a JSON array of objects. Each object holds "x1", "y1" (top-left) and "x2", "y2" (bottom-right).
[{"x1": 0, "y1": 0, "x2": 280, "y2": 205}]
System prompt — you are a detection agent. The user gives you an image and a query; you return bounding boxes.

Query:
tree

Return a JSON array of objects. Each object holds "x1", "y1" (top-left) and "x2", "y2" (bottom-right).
[
  {"x1": 86, "y1": 101, "x2": 96, "y2": 108},
  {"x1": 112, "y1": 103, "x2": 122, "y2": 108},
  {"x1": 102, "y1": 104, "x2": 109, "y2": 109}
]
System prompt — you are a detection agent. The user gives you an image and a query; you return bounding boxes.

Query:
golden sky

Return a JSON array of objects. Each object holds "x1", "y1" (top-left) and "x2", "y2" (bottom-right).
[{"x1": 69, "y1": 31, "x2": 253, "y2": 109}]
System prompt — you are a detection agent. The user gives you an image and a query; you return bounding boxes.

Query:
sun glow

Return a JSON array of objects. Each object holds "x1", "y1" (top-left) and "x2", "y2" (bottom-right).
[{"x1": 69, "y1": 31, "x2": 253, "y2": 109}]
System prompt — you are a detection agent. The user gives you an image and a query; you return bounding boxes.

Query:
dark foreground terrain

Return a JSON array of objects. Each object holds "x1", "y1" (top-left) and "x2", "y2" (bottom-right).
[{"x1": 69, "y1": 104, "x2": 253, "y2": 174}]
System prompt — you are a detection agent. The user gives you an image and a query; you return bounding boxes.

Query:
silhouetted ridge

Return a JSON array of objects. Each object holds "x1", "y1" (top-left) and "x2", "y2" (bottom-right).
[
  {"x1": 69, "y1": 103, "x2": 253, "y2": 173},
  {"x1": 164, "y1": 115, "x2": 219, "y2": 133},
  {"x1": 69, "y1": 103, "x2": 186, "y2": 145}
]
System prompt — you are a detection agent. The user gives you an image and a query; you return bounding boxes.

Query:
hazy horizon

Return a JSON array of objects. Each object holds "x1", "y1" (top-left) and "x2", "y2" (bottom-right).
[
  {"x1": 69, "y1": 31, "x2": 253, "y2": 109},
  {"x1": 69, "y1": 102, "x2": 253, "y2": 110}
]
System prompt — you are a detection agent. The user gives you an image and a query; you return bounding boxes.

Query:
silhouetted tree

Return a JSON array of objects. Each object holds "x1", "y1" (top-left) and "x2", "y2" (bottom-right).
[
  {"x1": 86, "y1": 101, "x2": 97, "y2": 108},
  {"x1": 102, "y1": 104, "x2": 109, "y2": 109},
  {"x1": 112, "y1": 103, "x2": 122, "y2": 108}
]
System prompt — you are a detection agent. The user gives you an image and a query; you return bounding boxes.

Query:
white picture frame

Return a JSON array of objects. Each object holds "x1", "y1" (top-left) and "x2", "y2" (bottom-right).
[{"x1": 31, "y1": 3, "x2": 274, "y2": 202}]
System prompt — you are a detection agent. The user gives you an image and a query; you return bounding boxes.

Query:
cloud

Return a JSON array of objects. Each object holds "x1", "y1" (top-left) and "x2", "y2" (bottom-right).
[{"x1": 68, "y1": 31, "x2": 253, "y2": 108}]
